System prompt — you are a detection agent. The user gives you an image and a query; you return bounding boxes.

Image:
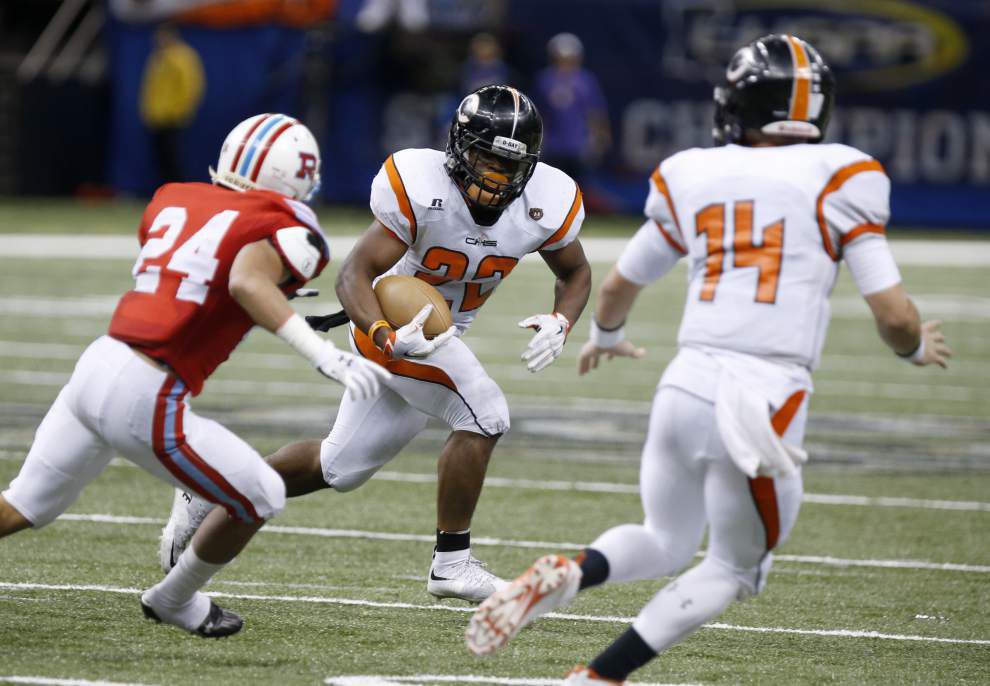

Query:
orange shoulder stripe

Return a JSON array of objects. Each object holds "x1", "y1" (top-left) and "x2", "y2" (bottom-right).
[
  {"x1": 539, "y1": 186, "x2": 583, "y2": 250},
  {"x1": 841, "y1": 223, "x2": 885, "y2": 246},
  {"x1": 655, "y1": 220, "x2": 687, "y2": 254},
  {"x1": 650, "y1": 167, "x2": 684, "y2": 237},
  {"x1": 816, "y1": 159, "x2": 885, "y2": 261},
  {"x1": 384, "y1": 154, "x2": 417, "y2": 243}
]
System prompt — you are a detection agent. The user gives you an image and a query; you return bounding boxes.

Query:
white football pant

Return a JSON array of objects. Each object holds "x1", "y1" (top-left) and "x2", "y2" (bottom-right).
[
  {"x1": 320, "y1": 329, "x2": 509, "y2": 491},
  {"x1": 588, "y1": 383, "x2": 806, "y2": 654},
  {"x1": 3, "y1": 336, "x2": 285, "y2": 527}
]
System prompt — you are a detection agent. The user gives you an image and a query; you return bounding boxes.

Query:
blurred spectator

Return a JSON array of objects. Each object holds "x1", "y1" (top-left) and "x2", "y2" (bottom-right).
[
  {"x1": 461, "y1": 32, "x2": 510, "y2": 92},
  {"x1": 355, "y1": 0, "x2": 428, "y2": 33},
  {"x1": 139, "y1": 25, "x2": 205, "y2": 183},
  {"x1": 532, "y1": 32, "x2": 611, "y2": 184}
]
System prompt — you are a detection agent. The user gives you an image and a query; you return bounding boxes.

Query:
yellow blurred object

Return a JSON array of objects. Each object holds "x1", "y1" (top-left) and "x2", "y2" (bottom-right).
[{"x1": 139, "y1": 28, "x2": 206, "y2": 129}]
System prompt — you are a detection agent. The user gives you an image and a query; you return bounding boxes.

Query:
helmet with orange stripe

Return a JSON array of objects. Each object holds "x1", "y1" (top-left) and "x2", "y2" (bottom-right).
[
  {"x1": 713, "y1": 34, "x2": 834, "y2": 146},
  {"x1": 209, "y1": 113, "x2": 322, "y2": 202},
  {"x1": 445, "y1": 85, "x2": 543, "y2": 215}
]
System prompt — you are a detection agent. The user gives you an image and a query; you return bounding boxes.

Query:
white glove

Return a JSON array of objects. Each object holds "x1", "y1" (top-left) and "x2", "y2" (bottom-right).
[
  {"x1": 518, "y1": 312, "x2": 569, "y2": 373},
  {"x1": 384, "y1": 304, "x2": 458, "y2": 359},
  {"x1": 314, "y1": 343, "x2": 392, "y2": 400}
]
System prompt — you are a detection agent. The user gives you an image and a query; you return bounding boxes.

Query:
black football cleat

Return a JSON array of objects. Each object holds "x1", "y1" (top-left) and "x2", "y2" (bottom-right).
[{"x1": 141, "y1": 598, "x2": 244, "y2": 638}]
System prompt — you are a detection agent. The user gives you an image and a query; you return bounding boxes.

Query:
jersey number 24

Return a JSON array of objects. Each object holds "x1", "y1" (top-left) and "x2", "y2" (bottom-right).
[{"x1": 130, "y1": 206, "x2": 237, "y2": 305}]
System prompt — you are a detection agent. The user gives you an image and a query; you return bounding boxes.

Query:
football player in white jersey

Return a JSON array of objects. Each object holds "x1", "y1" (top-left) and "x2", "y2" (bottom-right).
[
  {"x1": 161, "y1": 85, "x2": 592, "y2": 602},
  {"x1": 466, "y1": 35, "x2": 950, "y2": 682}
]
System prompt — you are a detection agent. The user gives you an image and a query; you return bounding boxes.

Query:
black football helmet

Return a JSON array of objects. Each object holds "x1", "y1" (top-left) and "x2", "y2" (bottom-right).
[
  {"x1": 713, "y1": 34, "x2": 835, "y2": 146},
  {"x1": 445, "y1": 85, "x2": 543, "y2": 211}
]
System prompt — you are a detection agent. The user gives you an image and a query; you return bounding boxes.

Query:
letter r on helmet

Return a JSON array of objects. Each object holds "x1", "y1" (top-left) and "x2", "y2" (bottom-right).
[{"x1": 297, "y1": 152, "x2": 317, "y2": 179}]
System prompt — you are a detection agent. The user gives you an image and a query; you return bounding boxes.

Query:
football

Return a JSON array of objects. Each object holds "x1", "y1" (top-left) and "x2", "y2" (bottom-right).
[{"x1": 373, "y1": 275, "x2": 454, "y2": 339}]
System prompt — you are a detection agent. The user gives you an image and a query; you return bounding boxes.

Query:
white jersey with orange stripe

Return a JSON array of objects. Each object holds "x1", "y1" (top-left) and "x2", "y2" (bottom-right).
[
  {"x1": 618, "y1": 142, "x2": 892, "y2": 373},
  {"x1": 369, "y1": 148, "x2": 584, "y2": 333}
]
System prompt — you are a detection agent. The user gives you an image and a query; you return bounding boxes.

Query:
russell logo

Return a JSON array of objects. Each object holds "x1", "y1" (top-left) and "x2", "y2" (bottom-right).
[{"x1": 529, "y1": 208, "x2": 544, "y2": 220}]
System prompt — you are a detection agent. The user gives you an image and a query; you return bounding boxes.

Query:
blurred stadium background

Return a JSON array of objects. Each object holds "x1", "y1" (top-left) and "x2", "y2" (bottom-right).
[{"x1": 0, "y1": 1, "x2": 988, "y2": 685}]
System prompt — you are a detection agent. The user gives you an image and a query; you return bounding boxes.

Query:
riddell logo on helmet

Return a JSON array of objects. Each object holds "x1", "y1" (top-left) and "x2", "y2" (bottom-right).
[{"x1": 297, "y1": 153, "x2": 317, "y2": 179}]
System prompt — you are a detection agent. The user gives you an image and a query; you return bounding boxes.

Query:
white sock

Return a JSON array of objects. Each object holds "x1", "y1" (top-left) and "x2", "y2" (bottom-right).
[
  {"x1": 631, "y1": 557, "x2": 741, "y2": 653},
  {"x1": 433, "y1": 547, "x2": 470, "y2": 567},
  {"x1": 144, "y1": 547, "x2": 224, "y2": 629}
]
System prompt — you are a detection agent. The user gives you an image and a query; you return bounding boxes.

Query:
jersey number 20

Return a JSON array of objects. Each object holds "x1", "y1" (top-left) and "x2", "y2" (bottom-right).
[
  {"x1": 131, "y1": 207, "x2": 238, "y2": 305},
  {"x1": 696, "y1": 200, "x2": 783, "y2": 304}
]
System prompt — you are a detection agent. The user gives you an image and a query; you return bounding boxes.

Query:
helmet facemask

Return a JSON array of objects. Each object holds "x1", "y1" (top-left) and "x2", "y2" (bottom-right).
[{"x1": 447, "y1": 127, "x2": 538, "y2": 211}]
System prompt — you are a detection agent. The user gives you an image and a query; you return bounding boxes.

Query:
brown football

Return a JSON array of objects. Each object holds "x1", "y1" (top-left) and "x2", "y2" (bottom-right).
[{"x1": 373, "y1": 275, "x2": 454, "y2": 339}]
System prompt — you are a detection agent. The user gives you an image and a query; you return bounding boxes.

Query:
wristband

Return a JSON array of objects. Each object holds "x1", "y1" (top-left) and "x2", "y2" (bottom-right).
[
  {"x1": 590, "y1": 316, "x2": 626, "y2": 348},
  {"x1": 276, "y1": 313, "x2": 332, "y2": 367},
  {"x1": 367, "y1": 319, "x2": 393, "y2": 345},
  {"x1": 897, "y1": 337, "x2": 925, "y2": 363}
]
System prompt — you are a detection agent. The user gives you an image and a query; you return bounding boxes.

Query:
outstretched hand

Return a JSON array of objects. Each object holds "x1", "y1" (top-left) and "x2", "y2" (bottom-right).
[{"x1": 577, "y1": 339, "x2": 646, "y2": 375}]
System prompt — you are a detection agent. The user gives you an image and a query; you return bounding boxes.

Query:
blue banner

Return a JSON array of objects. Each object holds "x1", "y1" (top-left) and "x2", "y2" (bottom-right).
[{"x1": 105, "y1": 0, "x2": 990, "y2": 228}]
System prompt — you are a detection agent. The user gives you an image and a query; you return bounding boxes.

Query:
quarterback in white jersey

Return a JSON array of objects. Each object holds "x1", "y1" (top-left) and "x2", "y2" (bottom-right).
[
  {"x1": 467, "y1": 35, "x2": 950, "y2": 682},
  {"x1": 161, "y1": 85, "x2": 591, "y2": 603}
]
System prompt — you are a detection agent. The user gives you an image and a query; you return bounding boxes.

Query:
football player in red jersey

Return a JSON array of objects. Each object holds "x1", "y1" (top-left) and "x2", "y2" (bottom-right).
[{"x1": 0, "y1": 114, "x2": 390, "y2": 637}]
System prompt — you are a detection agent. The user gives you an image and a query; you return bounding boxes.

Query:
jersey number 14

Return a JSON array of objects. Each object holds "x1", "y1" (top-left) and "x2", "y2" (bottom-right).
[{"x1": 696, "y1": 200, "x2": 783, "y2": 304}]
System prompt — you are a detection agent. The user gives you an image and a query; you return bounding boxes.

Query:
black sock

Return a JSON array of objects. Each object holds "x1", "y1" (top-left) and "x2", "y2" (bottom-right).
[
  {"x1": 588, "y1": 627, "x2": 657, "y2": 681},
  {"x1": 576, "y1": 548, "x2": 609, "y2": 590},
  {"x1": 435, "y1": 528, "x2": 470, "y2": 552}
]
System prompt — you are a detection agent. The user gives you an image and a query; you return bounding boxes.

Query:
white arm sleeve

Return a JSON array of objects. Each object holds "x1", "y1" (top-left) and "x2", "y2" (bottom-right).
[
  {"x1": 616, "y1": 220, "x2": 684, "y2": 286},
  {"x1": 843, "y1": 236, "x2": 902, "y2": 296}
]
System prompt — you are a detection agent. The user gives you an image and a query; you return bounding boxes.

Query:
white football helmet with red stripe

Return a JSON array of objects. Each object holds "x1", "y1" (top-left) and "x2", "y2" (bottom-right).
[{"x1": 210, "y1": 113, "x2": 322, "y2": 202}]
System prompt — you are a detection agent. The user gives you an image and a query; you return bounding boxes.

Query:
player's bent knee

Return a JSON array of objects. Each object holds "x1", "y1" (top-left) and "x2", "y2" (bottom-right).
[
  {"x1": 450, "y1": 376, "x2": 510, "y2": 436},
  {"x1": 1, "y1": 455, "x2": 85, "y2": 529},
  {"x1": 248, "y1": 462, "x2": 287, "y2": 521},
  {"x1": 703, "y1": 553, "x2": 771, "y2": 600},
  {"x1": 319, "y1": 437, "x2": 380, "y2": 493}
]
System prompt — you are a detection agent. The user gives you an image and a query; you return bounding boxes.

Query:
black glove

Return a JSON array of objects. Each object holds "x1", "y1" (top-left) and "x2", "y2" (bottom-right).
[{"x1": 305, "y1": 309, "x2": 351, "y2": 332}]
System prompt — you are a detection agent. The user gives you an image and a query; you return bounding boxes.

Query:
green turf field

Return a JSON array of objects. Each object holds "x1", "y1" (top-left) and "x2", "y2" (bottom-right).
[{"x1": 0, "y1": 205, "x2": 987, "y2": 685}]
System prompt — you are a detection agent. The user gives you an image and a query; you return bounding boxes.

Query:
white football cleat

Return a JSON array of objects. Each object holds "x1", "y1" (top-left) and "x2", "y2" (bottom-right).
[
  {"x1": 427, "y1": 555, "x2": 508, "y2": 603},
  {"x1": 465, "y1": 553, "x2": 581, "y2": 656},
  {"x1": 158, "y1": 489, "x2": 214, "y2": 573},
  {"x1": 562, "y1": 665, "x2": 625, "y2": 685}
]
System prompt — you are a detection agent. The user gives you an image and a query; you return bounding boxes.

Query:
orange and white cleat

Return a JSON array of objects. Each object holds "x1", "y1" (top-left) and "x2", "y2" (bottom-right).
[
  {"x1": 562, "y1": 664, "x2": 625, "y2": 685},
  {"x1": 465, "y1": 553, "x2": 581, "y2": 656}
]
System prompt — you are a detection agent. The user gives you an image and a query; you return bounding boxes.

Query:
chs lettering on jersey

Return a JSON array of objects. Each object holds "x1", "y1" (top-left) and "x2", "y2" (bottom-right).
[
  {"x1": 369, "y1": 148, "x2": 584, "y2": 333},
  {"x1": 108, "y1": 182, "x2": 330, "y2": 395}
]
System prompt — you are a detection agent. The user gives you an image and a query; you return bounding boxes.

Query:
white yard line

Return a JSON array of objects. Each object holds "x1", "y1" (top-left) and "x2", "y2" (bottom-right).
[
  {"x1": 1, "y1": 365, "x2": 987, "y2": 405},
  {"x1": 54, "y1": 514, "x2": 990, "y2": 573},
  {"x1": 324, "y1": 677, "x2": 691, "y2": 686},
  {"x1": 2, "y1": 451, "x2": 985, "y2": 514},
  {"x1": 0, "y1": 678, "x2": 155, "y2": 686},
  {"x1": 370, "y1": 471, "x2": 990, "y2": 513},
  {"x1": 3, "y1": 235, "x2": 990, "y2": 266},
  {"x1": 2, "y1": 581, "x2": 987, "y2": 647}
]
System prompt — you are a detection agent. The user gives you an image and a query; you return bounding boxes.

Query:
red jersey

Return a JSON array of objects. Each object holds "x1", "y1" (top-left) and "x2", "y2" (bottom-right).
[{"x1": 109, "y1": 182, "x2": 330, "y2": 395}]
